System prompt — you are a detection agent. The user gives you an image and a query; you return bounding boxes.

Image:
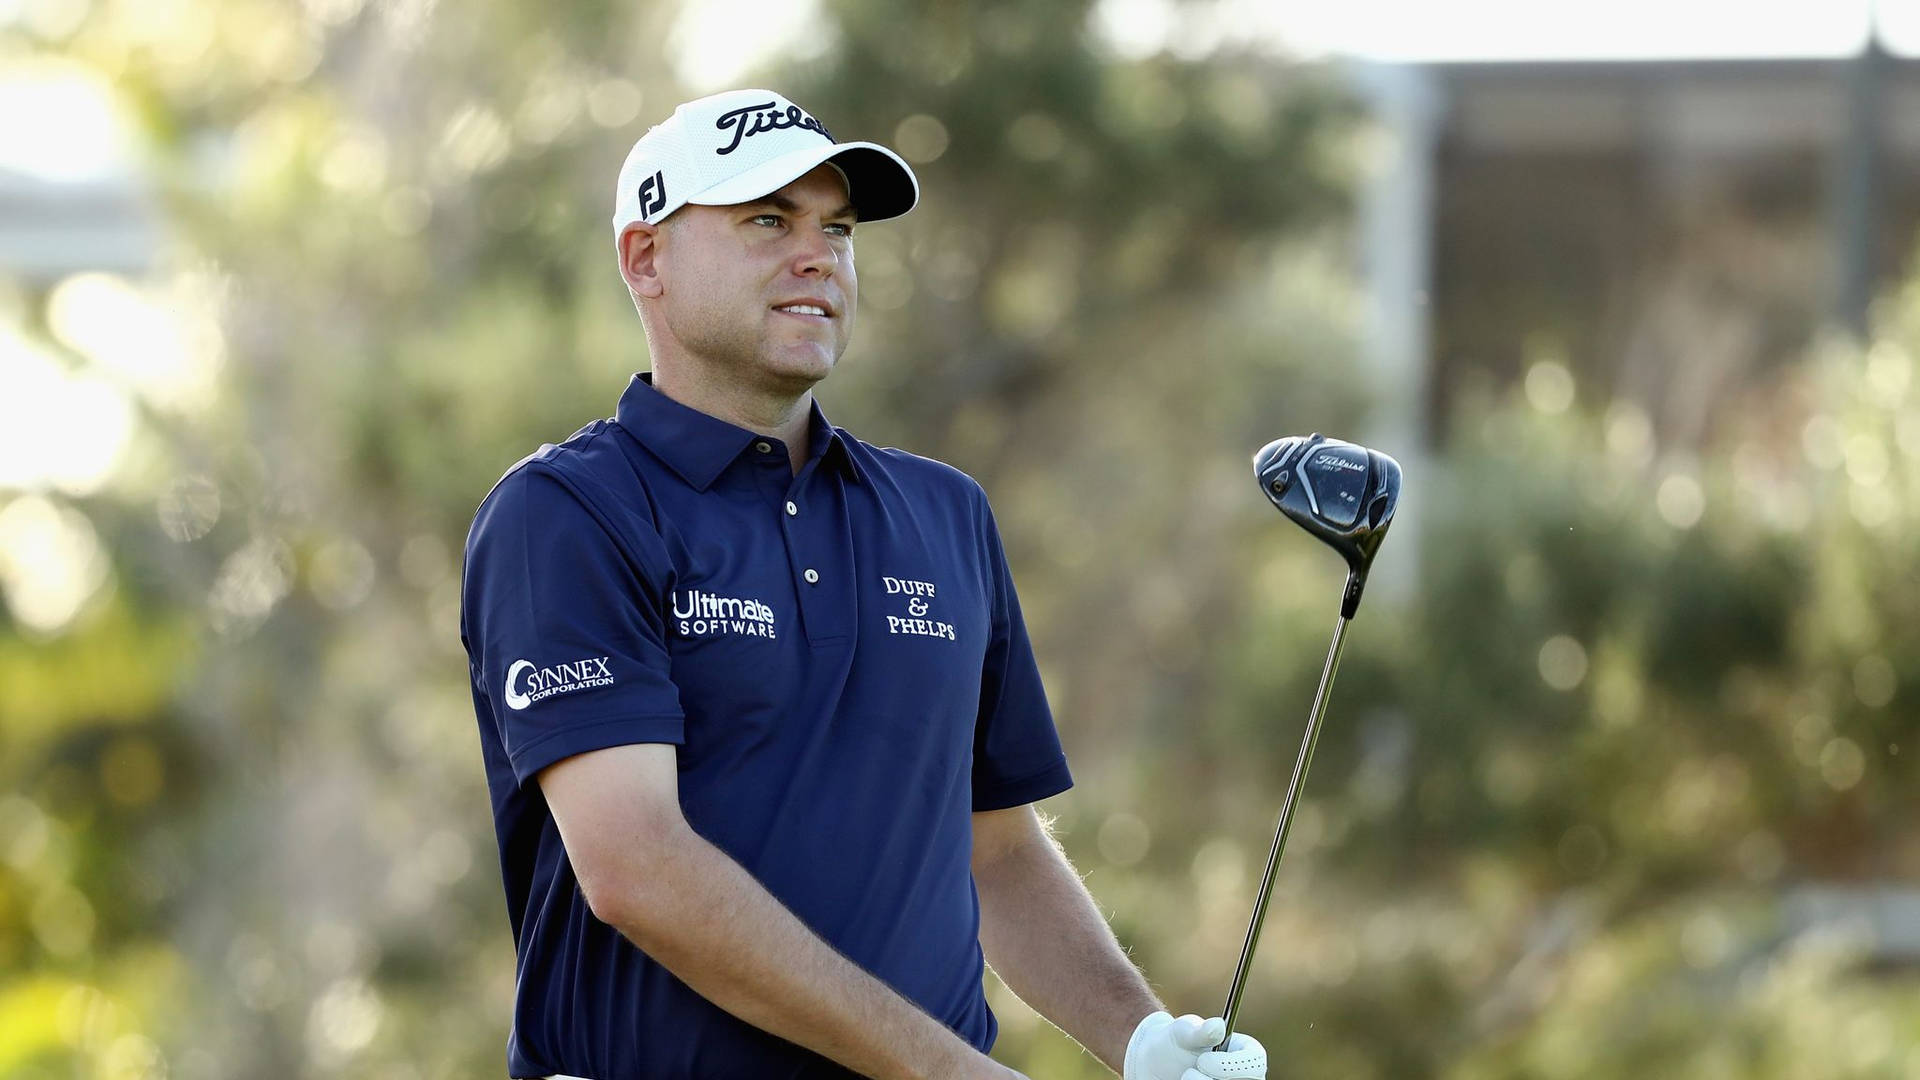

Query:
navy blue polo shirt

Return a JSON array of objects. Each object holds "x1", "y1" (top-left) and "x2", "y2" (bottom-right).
[{"x1": 460, "y1": 374, "x2": 1073, "y2": 1079}]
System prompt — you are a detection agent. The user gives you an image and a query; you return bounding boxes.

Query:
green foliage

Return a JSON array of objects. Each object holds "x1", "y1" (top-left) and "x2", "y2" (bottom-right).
[
  {"x1": 1175, "y1": 318, "x2": 1920, "y2": 1077},
  {"x1": 7, "y1": 0, "x2": 1920, "y2": 1076},
  {"x1": 4, "y1": 0, "x2": 1360, "y2": 1074}
]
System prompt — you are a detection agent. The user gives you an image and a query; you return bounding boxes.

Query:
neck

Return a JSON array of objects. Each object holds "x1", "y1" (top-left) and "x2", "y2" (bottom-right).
[{"x1": 651, "y1": 363, "x2": 814, "y2": 474}]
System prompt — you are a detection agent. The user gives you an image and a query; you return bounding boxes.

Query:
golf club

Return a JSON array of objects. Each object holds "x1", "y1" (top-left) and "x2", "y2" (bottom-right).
[{"x1": 1216, "y1": 433, "x2": 1402, "y2": 1052}]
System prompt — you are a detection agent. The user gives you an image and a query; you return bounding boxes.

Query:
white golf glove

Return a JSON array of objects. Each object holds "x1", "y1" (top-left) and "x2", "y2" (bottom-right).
[{"x1": 1123, "y1": 1010, "x2": 1267, "y2": 1080}]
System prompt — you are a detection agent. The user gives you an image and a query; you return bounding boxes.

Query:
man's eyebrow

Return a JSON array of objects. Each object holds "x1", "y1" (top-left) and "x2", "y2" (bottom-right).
[{"x1": 746, "y1": 193, "x2": 859, "y2": 221}]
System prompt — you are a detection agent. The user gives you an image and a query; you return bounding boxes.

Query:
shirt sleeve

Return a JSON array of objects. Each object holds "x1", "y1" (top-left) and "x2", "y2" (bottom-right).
[
  {"x1": 461, "y1": 463, "x2": 684, "y2": 784},
  {"x1": 970, "y1": 490, "x2": 1074, "y2": 811}
]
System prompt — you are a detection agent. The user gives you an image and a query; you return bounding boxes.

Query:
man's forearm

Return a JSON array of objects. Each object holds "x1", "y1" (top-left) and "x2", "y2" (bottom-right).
[
  {"x1": 603, "y1": 823, "x2": 1002, "y2": 1080},
  {"x1": 974, "y1": 831, "x2": 1163, "y2": 1072}
]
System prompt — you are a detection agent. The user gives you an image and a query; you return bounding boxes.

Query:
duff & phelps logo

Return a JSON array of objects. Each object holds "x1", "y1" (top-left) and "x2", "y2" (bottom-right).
[
  {"x1": 674, "y1": 588, "x2": 778, "y2": 639},
  {"x1": 504, "y1": 656, "x2": 614, "y2": 711},
  {"x1": 882, "y1": 575, "x2": 955, "y2": 641}
]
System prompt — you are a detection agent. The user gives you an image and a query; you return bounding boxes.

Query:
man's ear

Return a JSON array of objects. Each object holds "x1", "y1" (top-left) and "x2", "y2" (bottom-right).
[{"x1": 619, "y1": 222, "x2": 665, "y2": 299}]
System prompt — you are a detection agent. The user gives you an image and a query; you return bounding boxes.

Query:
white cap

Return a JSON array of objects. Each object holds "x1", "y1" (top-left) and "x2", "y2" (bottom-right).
[{"x1": 612, "y1": 89, "x2": 919, "y2": 237}]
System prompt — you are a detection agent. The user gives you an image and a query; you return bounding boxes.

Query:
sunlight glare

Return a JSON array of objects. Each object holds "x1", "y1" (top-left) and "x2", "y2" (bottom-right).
[
  {"x1": 47, "y1": 274, "x2": 224, "y2": 412},
  {"x1": 666, "y1": 0, "x2": 831, "y2": 94},
  {"x1": 1093, "y1": 0, "x2": 1877, "y2": 62},
  {"x1": 0, "y1": 62, "x2": 132, "y2": 182},
  {"x1": 0, "y1": 493, "x2": 111, "y2": 635},
  {"x1": 0, "y1": 332, "x2": 136, "y2": 495}
]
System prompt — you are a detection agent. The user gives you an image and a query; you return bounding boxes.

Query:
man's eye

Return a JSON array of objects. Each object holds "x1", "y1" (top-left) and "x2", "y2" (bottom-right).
[
  {"x1": 826, "y1": 223, "x2": 855, "y2": 237},
  {"x1": 751, "y1": 214, "x2": 782, "y2": 227}
]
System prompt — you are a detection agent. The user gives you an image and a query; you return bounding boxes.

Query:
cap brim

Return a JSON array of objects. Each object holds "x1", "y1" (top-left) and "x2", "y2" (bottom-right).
[{"x1": 687, "y1": 141, "x2": 919, "y2": 222}]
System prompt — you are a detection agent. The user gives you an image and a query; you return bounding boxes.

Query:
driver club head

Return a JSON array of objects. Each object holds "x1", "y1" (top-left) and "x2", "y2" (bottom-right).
[{"x1": 1254, "y1": 433, "x2": 1402, "y2": 598}]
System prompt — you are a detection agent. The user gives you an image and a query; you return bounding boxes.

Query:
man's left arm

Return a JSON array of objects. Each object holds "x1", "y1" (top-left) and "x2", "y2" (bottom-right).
[{"x1": 971, "y1": 804, "x2": 1162, "y2": 1073}]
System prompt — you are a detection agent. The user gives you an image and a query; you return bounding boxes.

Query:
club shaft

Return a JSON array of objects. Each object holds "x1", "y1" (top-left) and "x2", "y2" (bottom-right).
[{"x1": 1216, "y1": 612, "x2": 1351, "y2": 1050}]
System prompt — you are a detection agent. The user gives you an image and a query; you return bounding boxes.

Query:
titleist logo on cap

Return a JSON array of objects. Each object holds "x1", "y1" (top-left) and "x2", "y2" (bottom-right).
[
  {"x1": 714, "y1": 100, "x2": 834, "y2": 155},
  {"x1": 611, "y1": 88, "x2": 919, "y2": 234}
]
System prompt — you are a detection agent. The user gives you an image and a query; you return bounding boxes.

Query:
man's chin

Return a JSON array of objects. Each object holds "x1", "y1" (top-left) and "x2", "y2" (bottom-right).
[{"x1": 757, "y1": 349, "x2": 841, "y2": 389}]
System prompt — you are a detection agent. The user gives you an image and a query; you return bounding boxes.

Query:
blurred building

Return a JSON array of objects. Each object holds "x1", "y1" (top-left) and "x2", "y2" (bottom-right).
[
  {"x1": 0, "y1": 166, "x2": 156, "y2": 282},
  {"x1": 1357, "y1": 47, "x2": 1920, "y2": 449},
  {"x1": 1353, "y1": 44, "x2": 1920, "y2": 974}
]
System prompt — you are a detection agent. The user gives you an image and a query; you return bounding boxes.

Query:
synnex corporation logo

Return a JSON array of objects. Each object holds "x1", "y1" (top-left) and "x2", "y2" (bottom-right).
[
  {"x1": 673, "y1": 589, "x2": 778, "y2": 639},
  {"x1": 503, "y1": 656, "x2": 614, "y2": 711}
]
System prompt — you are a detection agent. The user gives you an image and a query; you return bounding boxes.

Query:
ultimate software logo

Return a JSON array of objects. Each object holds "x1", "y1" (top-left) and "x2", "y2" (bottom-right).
[
  {"x1": 673, "y1": 588, "x2": 778, "y2": 639},
  {"x1": 503, "y1": 656, "x2": 615, "y2": 711}
]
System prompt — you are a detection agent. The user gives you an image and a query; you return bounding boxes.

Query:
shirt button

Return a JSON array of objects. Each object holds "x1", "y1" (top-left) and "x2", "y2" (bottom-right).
[
  {"x1": 785, "y1": 501, "x2": 798, "y2": 516},
  {"x1": 755, "y1": 441, "x2": 774, "y2": 454},
  {"x1": 803, "y1": 568, "x2": 819, "y2": 584}
]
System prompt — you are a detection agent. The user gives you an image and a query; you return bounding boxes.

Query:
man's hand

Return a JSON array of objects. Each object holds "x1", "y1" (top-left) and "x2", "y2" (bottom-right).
[{"x1": 1122, "y1": 1011, "x2": 1267, "y2": 1080}]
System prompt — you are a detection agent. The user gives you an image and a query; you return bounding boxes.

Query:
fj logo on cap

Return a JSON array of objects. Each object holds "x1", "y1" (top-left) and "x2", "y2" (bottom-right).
[
  {"x1": 713, "y1": 100, "x2": 833, "y2": 155},
  {"x1": 503, "y1": 656, "x2": 615, "y2": 711},
  {"x1": 637, "y1": 170, "x2": 667, "y2": 219}
]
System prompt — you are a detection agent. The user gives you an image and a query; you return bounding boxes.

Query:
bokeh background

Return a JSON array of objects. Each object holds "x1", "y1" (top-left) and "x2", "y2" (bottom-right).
[{"x1": 5, "y1": 0, "x2": 1920, "y2": 1076}]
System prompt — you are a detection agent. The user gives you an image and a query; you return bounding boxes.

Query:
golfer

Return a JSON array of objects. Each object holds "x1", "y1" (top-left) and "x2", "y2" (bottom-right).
[{"x1": 460, "y1": 89, "x2": 1269, "y2": 1080}]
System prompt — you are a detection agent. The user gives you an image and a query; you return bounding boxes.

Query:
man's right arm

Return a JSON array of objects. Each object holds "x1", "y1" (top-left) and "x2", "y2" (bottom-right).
[{"x1": 539, "y1": 743, "x2": 1024, "y2": 1080}]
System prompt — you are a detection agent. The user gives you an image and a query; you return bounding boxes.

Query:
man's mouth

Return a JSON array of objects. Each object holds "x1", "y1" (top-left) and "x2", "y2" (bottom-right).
[{"x1": 773, "y1": 302, "x2": 832, "y2": 319}]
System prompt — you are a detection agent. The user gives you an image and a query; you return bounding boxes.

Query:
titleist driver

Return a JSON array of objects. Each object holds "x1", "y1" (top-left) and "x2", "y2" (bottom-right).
[{"x1": 1216, "y1": 433, "x2": 1402, "y2": 1051}]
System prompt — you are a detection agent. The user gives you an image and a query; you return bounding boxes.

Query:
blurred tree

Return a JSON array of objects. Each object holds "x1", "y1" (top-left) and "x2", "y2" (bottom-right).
[
  {"x1": 16, "y1": 0, "x2": 1916, "y2": 1076},
  {"x1": 1200, "y1": 304, "x2": 1920, "y2": 1076},
  {"x1": 2, "y1": 0, "x2": 1359, "y2": 1076}
]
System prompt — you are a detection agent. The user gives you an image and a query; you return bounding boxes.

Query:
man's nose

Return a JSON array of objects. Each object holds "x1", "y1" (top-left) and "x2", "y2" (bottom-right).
[{"x1": 791, "y1": 225, "x2": 840, "y2": 277}]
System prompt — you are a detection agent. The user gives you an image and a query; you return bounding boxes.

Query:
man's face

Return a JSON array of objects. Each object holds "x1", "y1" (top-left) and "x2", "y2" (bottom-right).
[{"x1": 647, "y1": 164, "x2": 858, "y2": 393}]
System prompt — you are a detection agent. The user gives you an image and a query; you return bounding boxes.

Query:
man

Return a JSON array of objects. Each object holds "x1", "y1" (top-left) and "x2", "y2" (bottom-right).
[{"x1": 460, "y1": 88, "x2": 1270, "y2": 1080}]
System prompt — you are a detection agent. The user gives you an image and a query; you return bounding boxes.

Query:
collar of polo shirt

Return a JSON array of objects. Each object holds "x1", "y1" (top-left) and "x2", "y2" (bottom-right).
[{"x1": 615, "y1": 374, "x2": 863, "y2": 492}]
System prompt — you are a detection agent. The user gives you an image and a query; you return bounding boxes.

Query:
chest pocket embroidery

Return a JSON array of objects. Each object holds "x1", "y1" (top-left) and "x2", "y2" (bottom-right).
[
  {"x1": 671, "y1": 587, "x2": 781, "y2": 640},
  {"x1": 879, "y1": 575, "x2": 957, "y2": 641}
]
